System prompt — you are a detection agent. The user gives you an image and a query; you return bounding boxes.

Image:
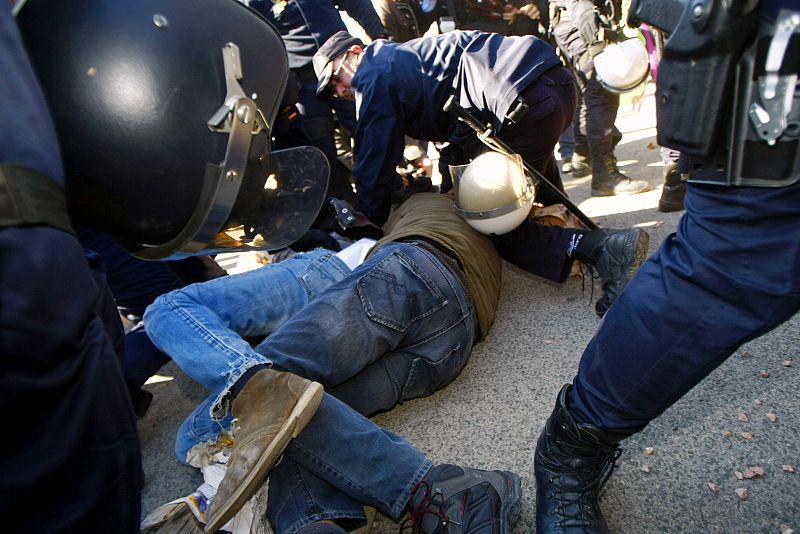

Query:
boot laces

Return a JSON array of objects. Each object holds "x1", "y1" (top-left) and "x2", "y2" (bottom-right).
[
  {"x1": 400, "y1": 479, "x2": 468, "y2": 533},
  {"x1": 547, "y1": 446, "x2": 622, "y2": 527}
]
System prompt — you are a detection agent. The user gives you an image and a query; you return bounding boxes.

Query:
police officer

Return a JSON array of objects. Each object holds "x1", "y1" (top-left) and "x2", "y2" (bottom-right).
[
  {"x1": 314, "y1": 29, "x2": 576, "y2": 225},
  {"x1": 0, "y1": 5, "x2": 141, "y2": 530},
  {"x1": 249, "y1": 0, "x2": 387, "y2": 201},
  {"x1": 534, "y1": 1, "x2": 800, "y2": 531},
  {"x1": 550, "y1": 0, "x2": 649, "y2": 196},
  {"x1": 2, "y1": 1, "x2": 331, "y2": 530},
  {"x1": 313, "y1": 29, "x2": 658, "y2": 318}
]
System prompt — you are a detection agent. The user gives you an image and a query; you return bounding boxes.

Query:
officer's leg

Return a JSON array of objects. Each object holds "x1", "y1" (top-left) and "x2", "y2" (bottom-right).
[
  {"x1": 534, "y1": 180, "x2": 800, "y2": 532},
  {"x1": 281, "y1": 80, "x2": 350, "y2": 201},
  {"x1": 577, "y1": 67, "x2": 648, "y2": 196},
  {"x1": 572, "y1": 181, "x2": 800, "y2": 430},
  {"x1": 0, "y1": 226, "x2": 142, "y2": 532},
  {"x1": 498, "y1": 64, "x2": 577, "y2": 206}
]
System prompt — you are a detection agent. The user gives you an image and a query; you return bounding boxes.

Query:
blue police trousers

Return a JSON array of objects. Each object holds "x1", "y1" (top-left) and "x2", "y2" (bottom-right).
[{"x1": 569, "y1": 179, "x2": 800, "y2": 433}]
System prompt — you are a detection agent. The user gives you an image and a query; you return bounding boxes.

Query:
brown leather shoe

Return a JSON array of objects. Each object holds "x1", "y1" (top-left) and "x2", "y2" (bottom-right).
[{"x1": 204, "y1": 369, "x2": 324, "y2": 533}]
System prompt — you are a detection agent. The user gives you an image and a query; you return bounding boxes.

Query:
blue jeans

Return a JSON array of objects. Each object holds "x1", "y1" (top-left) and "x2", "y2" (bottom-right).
[{"x1": 144, "y1": 243, "x2": 475, "y2": 532}]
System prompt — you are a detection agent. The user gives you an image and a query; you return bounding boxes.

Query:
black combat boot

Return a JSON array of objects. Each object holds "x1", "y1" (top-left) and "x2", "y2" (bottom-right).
[
  {"x1": 534, "y1": 385, "x2": 627, "y2": 534},
  {"x1": 657, "y1": 161, "x2": 686, "y2": 212},
  {"x1": 571, "y1": 228, "x2": 650, "y2": 317},
  {"x1": 590, "y1": 154, "x2": 649, "y2": 196}
]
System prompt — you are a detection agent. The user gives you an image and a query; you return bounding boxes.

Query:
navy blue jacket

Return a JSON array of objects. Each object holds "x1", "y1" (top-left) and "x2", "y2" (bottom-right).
[
  {"x1": 351, "y1": 30, "x2": 560, "y2": 222},
  {"x1": 251, "y1": 0, "x2": 385, "y2": 70},
  {"x1": 0, "y1": 5, "x2": 63, "y2": 185}
]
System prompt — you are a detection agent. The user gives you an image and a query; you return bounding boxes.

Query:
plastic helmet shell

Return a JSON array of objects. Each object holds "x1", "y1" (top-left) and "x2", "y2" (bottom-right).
[
  {"x1": 594, "y1": 38, "x2": 650, "y2": 94},
  {"x1": 16, "y1": 0, "x2": 329, "y2": 259},
  {"x1": 453, "y1": 151, "x2": 534, "y2": 235}
]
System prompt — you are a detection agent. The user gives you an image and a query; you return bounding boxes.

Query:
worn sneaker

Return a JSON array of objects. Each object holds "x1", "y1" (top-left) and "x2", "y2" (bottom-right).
[
  {"x1": 590, "y1": 228, "x2": 650, "y2": 317},
  {"x1": 204, "y1": 369, "x2": 324, "y2": 533},
  {"x1": 408, "y1": 464, "x2": 521, "y2": 533}
]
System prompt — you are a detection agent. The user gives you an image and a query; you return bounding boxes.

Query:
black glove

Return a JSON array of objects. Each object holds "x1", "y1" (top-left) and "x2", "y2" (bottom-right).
[{"x1": 576, "y1": 8, "x2": 600, "y2": 46}]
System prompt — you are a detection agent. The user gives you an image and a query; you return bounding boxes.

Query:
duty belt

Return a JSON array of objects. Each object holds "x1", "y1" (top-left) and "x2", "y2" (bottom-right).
[
  {"x1": 505, "y1": 96, "x2": 530, "y2": 125},
  {"x1": 0, "y1": 164, "x2": 74, "y2": 234}
]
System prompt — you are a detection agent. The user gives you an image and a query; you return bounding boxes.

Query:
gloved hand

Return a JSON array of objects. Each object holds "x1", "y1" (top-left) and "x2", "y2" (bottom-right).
[{"x1": 576, "y1": 8, "x2": 600, "y2": 46}]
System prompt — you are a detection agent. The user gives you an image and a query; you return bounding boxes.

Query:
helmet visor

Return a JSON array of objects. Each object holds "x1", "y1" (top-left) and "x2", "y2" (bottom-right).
[
  {"x1": 218, "y1": 145, "x2": 330, "y2": 252},
  {"x1": 128, "y1": 145, "x2": 329, "y2": 259}
]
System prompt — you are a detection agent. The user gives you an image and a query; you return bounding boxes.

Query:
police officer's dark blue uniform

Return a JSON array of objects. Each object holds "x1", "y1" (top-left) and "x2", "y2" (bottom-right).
[
  {"x1": 250, "y1": 0, "x2": 386, "y2": 199},
  {"x1": 342, "y1": 30, "x2": 574, "y2": 225},
  {"x1": 534, "y1": 2, "x2": 800, "y2": 532},
  {"x1": 0, "y1": 5, "x2": 141, "y2": 530}
]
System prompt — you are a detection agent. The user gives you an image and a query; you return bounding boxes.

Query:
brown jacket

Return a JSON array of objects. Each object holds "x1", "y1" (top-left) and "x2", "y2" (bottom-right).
[{"x1": 372, "y1": 193, "x2": 502, "y2": 340}]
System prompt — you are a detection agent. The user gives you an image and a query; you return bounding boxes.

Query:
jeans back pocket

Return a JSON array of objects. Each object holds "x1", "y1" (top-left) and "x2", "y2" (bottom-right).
[{"x1": 357, "y1": 249, "x2": 447, "y2": 332}]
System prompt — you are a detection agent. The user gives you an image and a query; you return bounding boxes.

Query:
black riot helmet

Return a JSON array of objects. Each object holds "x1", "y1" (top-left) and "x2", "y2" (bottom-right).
[{"x1": 15, "y1": 0, "x2": 328, "y2": 260}]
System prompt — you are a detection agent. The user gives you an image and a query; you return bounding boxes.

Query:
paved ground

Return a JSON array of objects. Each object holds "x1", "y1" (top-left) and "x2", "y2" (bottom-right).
[{"x1": 137, "y1": 88, "x2": 799, "y2": 533}]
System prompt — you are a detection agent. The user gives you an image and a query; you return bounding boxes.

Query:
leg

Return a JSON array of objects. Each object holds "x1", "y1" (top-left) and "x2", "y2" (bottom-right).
[
  {"x1": 144, "y1": 249, "x2": 350, "y2": 402},
  {"x1": 498, "y1": 65, "x2": 578, "y2": 207},
  {"x1": 267, "y1": 455, "x2": 370, "y2": 534},
  {"x1": 535, "y1": 180, "x2": 800, "y2": 533},
  {"x1": 0, "y1": 227, "x2": 141, "y2": 532},
  {"x1": 572, "y1": 181, "x2": 800, "y2": 430},
  {"x1": 658, "y1": 147, "x2": 686, "y2": 213},
  {"x1": 278, "y1": 394, "x2": 521, "y2": 534},
  {"x1": 491, "y1": 219, "x2": 650, "y2": 316},
  {"x1": 257, "y1": 242, "x2": 475, "y2": 414},
  {"x1": 278, "y1": 79, "x2": 351, "y2": 201}
]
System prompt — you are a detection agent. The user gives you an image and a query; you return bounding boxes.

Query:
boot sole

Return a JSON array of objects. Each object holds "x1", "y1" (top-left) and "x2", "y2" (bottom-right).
[
  {"x1": 204, "y1": 382, "x2": 325, "y2": 533},
  {"x1": 658, "y1": 200, "x2": 685, "y2": 212},
  {"x1": 630, "y1": 228, "x2": 650, "y2": 276},
  {"x1": 591, "y1": 186, "x2": 650, "y2": 197}
]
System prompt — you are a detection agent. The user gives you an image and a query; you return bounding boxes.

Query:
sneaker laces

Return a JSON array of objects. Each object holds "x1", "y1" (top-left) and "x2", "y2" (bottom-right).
[{"x1": 400, "y1": 479, "x2": 469, "y2": 533}]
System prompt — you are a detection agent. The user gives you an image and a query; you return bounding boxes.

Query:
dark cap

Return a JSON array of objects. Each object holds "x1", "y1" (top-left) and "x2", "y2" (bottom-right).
[{"x1": 313, "y1": 31, "x2": 363, "y2": 95}]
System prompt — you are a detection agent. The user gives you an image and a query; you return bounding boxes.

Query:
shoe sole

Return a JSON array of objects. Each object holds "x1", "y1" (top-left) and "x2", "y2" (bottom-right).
[
  {"x1": 499, "y1": 471, "x2": 522, "y2": 534},
  {"x1": 204, "y1": 382, "x2": 324, "y2": 533}
]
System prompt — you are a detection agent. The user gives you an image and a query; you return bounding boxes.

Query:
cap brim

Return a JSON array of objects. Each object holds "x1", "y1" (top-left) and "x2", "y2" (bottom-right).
[{"x1": 316, "y1": 61, "x2": 334, "y2": 95}]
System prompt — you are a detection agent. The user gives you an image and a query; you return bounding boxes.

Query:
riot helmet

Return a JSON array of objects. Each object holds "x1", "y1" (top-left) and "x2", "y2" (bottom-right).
[
  {"x1": 15, "y1": 0, "x2": 328, "y2": 260},
  {"x1": 594, "y1": 38, "x2": 651, "y2": 94},
  {"x1": 451, "y1": 151, "x2": 534, "y2": 235}
]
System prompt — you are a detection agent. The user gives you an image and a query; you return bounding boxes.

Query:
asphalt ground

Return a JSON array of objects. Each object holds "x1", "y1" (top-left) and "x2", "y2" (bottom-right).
[{"x1": 137, "y1": 88, "x2": 799, "y2": 533}]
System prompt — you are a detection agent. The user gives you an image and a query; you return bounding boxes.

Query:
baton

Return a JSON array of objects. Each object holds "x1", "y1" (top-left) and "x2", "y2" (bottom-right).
[{"x1": 443, "y1": 95, "x2": 598, "y2": 230}]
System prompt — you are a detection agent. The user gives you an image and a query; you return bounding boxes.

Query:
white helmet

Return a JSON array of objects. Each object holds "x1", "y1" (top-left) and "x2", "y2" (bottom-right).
[
  {"x1": 451, "y1": 151, "x2": 534, "y2": 235},
  {"x1": 594, "y1": 38, "x2": 650, "y2": 94}
]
